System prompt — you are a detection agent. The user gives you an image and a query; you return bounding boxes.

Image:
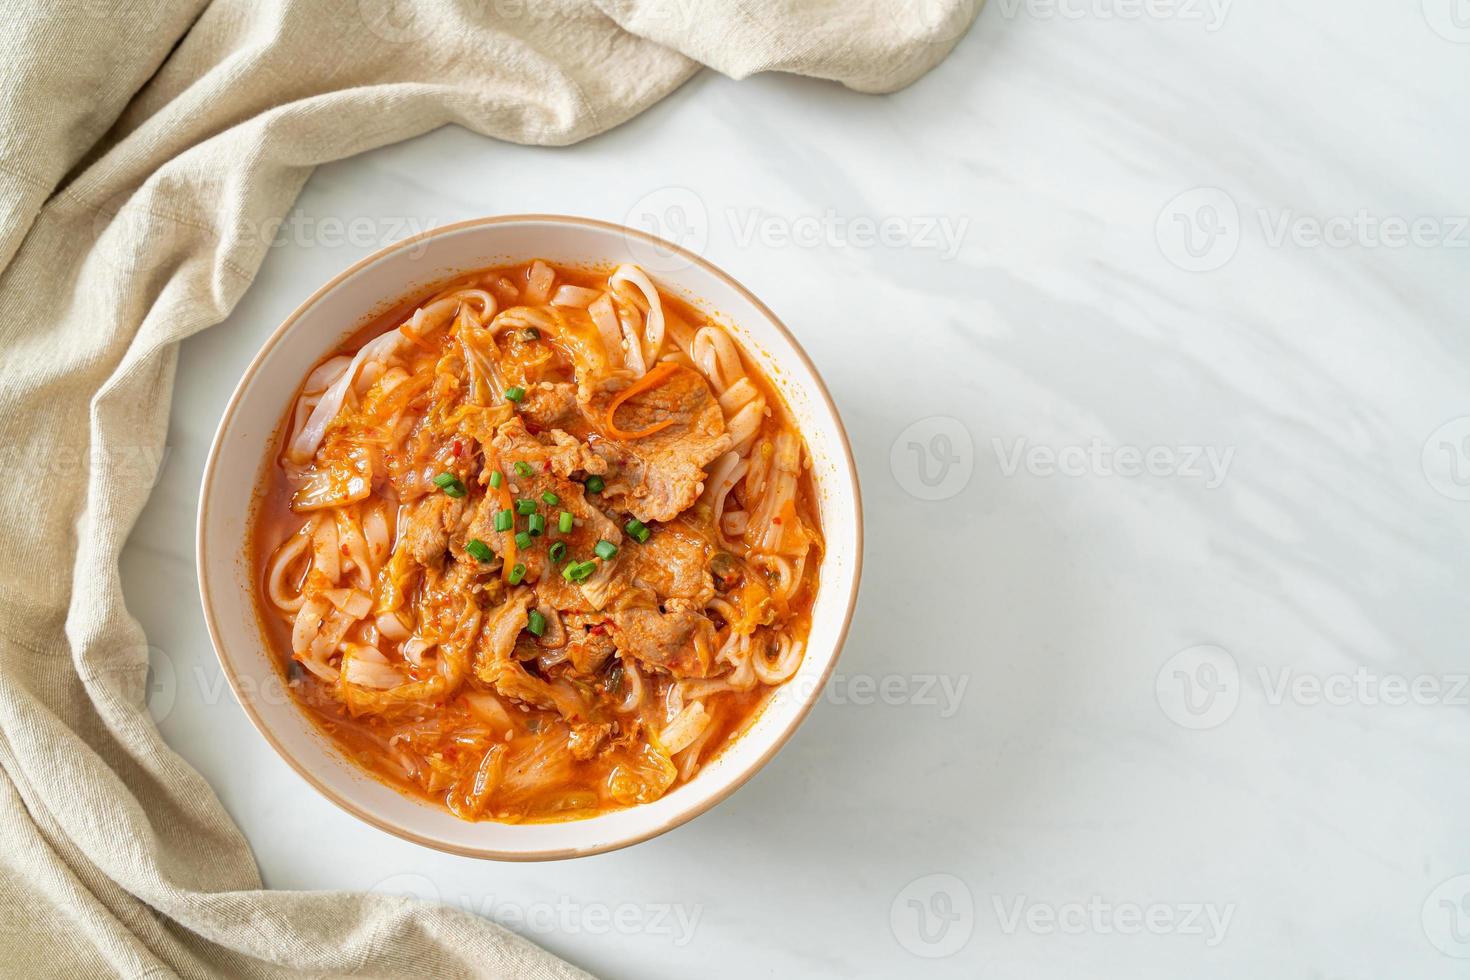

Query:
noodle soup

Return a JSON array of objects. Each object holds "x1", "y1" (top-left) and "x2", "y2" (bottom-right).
[{"x1": 252, "y1": 260, "x2": 822, "y2": 823}]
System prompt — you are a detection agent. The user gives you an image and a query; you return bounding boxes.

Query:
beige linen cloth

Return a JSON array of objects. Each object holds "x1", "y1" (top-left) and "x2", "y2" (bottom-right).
[{"x1": 0, "y1": 1, "x2": 972, "y2": 977}]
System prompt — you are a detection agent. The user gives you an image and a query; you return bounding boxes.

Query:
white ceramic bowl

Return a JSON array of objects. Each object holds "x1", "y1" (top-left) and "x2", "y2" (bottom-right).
[{"x1": 197, "y1": 215, "x2": 863, "y2": 859}]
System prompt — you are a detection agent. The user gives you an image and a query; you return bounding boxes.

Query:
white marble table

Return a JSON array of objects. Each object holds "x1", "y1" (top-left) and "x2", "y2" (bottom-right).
[{"x1": 120, "y1": 3, "x2": 1470, "y2": 976}]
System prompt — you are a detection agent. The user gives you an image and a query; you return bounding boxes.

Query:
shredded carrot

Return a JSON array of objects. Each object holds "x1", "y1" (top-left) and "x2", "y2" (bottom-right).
[
  {"x1": 603, "y1": 362, "x2": 680, "y2": 440},
  {"x1": 489, "y1": 452, "x2": 517, "y2": 582}
]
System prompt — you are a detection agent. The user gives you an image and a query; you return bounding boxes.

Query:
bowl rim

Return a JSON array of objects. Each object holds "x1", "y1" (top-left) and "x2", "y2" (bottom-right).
[{"x1": 195, "y1": 213, "x2": 864, "y2": 860}]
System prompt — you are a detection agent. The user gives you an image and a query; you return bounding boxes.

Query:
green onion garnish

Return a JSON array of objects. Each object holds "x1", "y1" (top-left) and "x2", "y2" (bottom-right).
[
  {"x1": 541, "y1": 491, "x2": 559, "y2": 506},
  {"x1": 549, "y1": 541, "x2": 567, "y2": 563},
  {"x1": 433, "y1": 472, "x2": 466, "y2": 498},
  {"x1": 594, "y1": 539, "x2": 618, "y2": 560},
  {"x1": 527, "y1": 609, "x2": 546, "y2": 637},
  {"x1": 624, "y1": 518, "x2": 650, "y2": 543},
  {"x1": 514, "y1": 461, "x2": 534, "y2": 478},
  {"x1": 508, "y1": 563, "x2": 526, "y2": 585},
  {"x1": 505, "y1": 386, "x2": 526, "y2": 403},
  {"x1": 524, "y1": 327, "x2": 541, "y2": 341},
  {"x1": 494, "y1": 509, "x2": 513, "y2": 532},
  {"x1": 584, "y1": 475, "x2": 605, "y2": 494},
  {"x1": 558, "y1": 511, "x2": 574, "y2": 533},
  {"x1": 562, "y1": 560, "x2": 597, "y2": 583},
  {"x1": 515, "y1": 498, "x2": 537, "y2": 515},
  {"x1": 528, "y1": 513, "x2": 546, "y2": 537},
  {"x1": 515, "y1": 531, "x2": 532, "y2": 550},
  {"x1": 465, "y1": 539, "x2": 494, "y2": 563},
  {"x1": 489, "y1": 470, "x2": 503, "y2": 489}
]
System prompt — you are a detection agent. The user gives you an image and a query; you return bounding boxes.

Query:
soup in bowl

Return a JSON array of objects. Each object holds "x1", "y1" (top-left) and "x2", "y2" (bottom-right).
[{"x1": 198, "y1": 216, "x2": 861, "y2": 859}]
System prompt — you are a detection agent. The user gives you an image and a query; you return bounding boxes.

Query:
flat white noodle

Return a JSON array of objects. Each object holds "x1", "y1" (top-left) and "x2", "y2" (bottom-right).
[
  {"x1": 615, "y1": 657, "x2": 644, "y2": 714},
  {"x1": 292, "y1": 596, "x2": 327, "y2": 658},
  {"x1": 664, "y1": 682, "x2": 684, "y2": 723},
  {"x1": 320, "y1": 588, "x2": 372, "y2": 620},
  {"x1": 692, "y1": 328, "x2": 765, "y2": 454},
  {"x1": 286, "y1": 393, "x2": 321, "y2": 451},
  {"x1": 720, "y1": 510, "x2": 748, "y2": 538},
  {"x1": 551, "y1": 284, "x2": 601, "y2": 308},
  {"x1": 375, "y1": 609, "x2": 411, "y2": 642},
  {"x1": 753, "y1": 636, "x2": 804, "y2": 686},
  {"x1": 660, "y1": 701, "x2": 710, "y2": 755},
  {"x1": 335, "y1": 508, "x2": 372, "y2": 590},
  {"x1": 675, "y1": 713, "x2": 719, "y2": 780},
  {"x1": 691, "y1": 326, "x2": 743, "y2": 393},
  {"x1": 304, "y1": 355, "x2": 352, "y2": 394},
  {"x1": 587, "y1": 294, "x2": 624, "y2": 366},
  {"x1": 609, "y1": 264, "x2": 665, "y2": 370},
  {"x1": 715, "y1": 629, "x2": 748, "y2": 669},
  {"x1": 402, "y1": 635, "x2": 436, "y2": 666},
  {"x1": 311, "y1": 515, "x2": 340, "y2": 584},
  {"x1": 524, "y1": 260, "x2": 555, "y2": 305},
  {"x1": 754, "y1": 430, "x2": 800, "y2": 553},
  {"x1": 619, "y1": 312, "x2": 647, "y2": 376},
  {"x1": 342, "y1": 645, "x2": 403, "y2": 689},
  {"x1": 266, "y1": 523, "x2": 313, "y2": 611},
  {"x1": 288, "y1": 330, "x2": 405, "y2": 462},
  {"x1": 701, "y1": 451, "x2": 748, "y2": 542},
  {"x1": 362, "y1": 503, "x2": 390, "y2": 568},
  {"x1": 288, "y1": 291, "x2": 485, "y2": 464}
]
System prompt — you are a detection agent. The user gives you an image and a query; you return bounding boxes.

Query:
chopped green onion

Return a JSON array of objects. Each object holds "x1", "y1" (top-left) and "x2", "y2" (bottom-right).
[
  {"x1": 515, "y1": 531, "x2": 532, "y2": 550},
  {"x1": 514, "y1": 461, "x2": 534, "y2": 478},
  {"x1": 594, "y1": 539, "x2": 618, "y2": 560},
  {"x1": 527, "y1": 609, "x2": 546, "y2": 637},
  {"x1": 465, "y1": 539, "x2": 494, "y2": 563},
  {"x1": 528, "y1": 513, "x2": 546, "y2": 537},
  {"x1": 584, "y1": 475, "x2": 605, "y2": 494},
  {"x1": 549, "y1": 541, "x2": 567, "y2": 563},
  {"x1": 432, "y1": 472, "x2": 466, "y2": 498},
  {"x1": 489, "y1": 470, "x2": 503, "y2": 489},
  {"x1": 562, "y1": 560, "x2": 597, "y2": 583},
  {"x1": 494, "y1": 509, "x2": 513, "y2": 532},
  {"x1": 541, "y1": 491, "x2": 560, "y2": 506},
  {"x1": 504, "y1": 386, "x2": 526, "y2": 403},
  {"x1": 624, "y1": 518, "x2": 650, "y2": 543},
  {"x1": 558, "y1": 511, "x2": 574, "y2": 534},
  {"x1": 523, "y1": 327, "x2": 541, "y2": 341},
  {"x1": 515, "y1": 498, "x2": 537, "y2": 515},
  {"x1": 508, "y1": 563, "x2": 526, "y2": 585}
]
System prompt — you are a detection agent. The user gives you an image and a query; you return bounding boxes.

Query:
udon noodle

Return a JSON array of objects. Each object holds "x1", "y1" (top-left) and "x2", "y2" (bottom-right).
[{"x1": 251, "y1": 260, "x2": 822, "y2": 821}]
